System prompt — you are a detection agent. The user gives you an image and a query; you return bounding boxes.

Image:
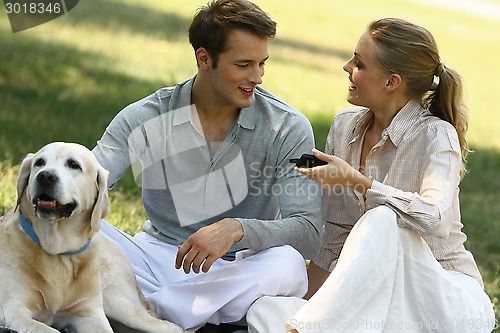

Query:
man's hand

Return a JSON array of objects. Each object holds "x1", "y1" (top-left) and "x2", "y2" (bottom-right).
[{"x1": 175, "y1": 218, "x2": 244, "y2": 274}]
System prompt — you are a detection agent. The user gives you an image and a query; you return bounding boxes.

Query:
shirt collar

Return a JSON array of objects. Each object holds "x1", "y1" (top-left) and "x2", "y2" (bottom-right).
[
  {"x1": 171, "y1": 76, "x2": 257, "y2": 130},
  {"x1": 238, "y1": 103, "x2": 256, "y2": 130},
  {"x1": 350, "y1": 99, "x2": 426, "y2": 147},
  {"x1": 385, "y1": 99, "x2": 426, "y2": 147},
  {"x1": 172, "y1": 77, "x2": 196, "y2": 126},
  {"x1": 350, "y1": 108, "x2": 373, "y2": 142}
]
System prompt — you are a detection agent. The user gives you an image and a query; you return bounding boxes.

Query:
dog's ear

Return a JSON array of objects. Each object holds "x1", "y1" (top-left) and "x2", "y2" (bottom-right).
[
  {"x1": 90, "y1": 165, "x2": 110, "y2": 232},
  {"x1": 15, "y1": 153, "x2": 35, "y2": 210}
]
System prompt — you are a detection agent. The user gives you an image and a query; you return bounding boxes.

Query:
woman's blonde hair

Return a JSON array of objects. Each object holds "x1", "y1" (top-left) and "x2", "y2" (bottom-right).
[{"x1": 368, "y1": 18, "x2": 469, "y2": 176}]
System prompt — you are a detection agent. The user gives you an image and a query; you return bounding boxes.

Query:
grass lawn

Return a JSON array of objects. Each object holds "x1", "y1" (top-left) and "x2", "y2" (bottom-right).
[{"x1": 1, "y1": 0, "x2": 499, "y2": 329}]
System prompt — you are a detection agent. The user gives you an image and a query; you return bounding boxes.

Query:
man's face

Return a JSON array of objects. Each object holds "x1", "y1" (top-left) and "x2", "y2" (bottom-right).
[{"x1": 207, "y1": 29, "x2": 269, "y2": 110}]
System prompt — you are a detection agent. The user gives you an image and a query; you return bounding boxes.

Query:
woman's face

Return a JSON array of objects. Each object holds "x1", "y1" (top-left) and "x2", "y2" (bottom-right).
[{"x1": 342, "y1": 33, "x2": 392, "y2": 110}]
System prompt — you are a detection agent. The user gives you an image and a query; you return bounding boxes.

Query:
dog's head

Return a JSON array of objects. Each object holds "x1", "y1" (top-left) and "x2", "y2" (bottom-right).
[{"x1": 16, "y1": 142, "x2": 110, "y2": 235}]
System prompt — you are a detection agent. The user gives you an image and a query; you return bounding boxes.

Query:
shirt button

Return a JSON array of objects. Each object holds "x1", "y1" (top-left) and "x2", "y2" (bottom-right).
[{"x1": 381, "y1": 130, "x2": 389, "y2": 140}]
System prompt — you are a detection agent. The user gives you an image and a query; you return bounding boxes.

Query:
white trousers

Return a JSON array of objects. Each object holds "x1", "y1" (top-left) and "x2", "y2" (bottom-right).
[
  {"x1": 99, "y1": 221, "x2": 307, "y2": 330},
  {"x1": 247, "y1": 206, "x2": 495, "y2": 333}
]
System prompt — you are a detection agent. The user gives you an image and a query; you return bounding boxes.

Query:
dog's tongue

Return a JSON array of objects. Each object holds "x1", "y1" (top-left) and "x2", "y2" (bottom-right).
[{"x1": 38, "y1": 199, "x2": 57, "y2": 209}]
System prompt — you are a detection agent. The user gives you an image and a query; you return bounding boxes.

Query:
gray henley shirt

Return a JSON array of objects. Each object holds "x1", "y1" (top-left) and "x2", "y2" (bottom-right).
[{"x1": 93, "y1": 77, "x2": 323, "y2": 260}]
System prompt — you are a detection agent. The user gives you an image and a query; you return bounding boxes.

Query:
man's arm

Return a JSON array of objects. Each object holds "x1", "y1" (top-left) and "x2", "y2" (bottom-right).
[{"x1": 237, "y1": 114, "x2": 323, "y2": 259}]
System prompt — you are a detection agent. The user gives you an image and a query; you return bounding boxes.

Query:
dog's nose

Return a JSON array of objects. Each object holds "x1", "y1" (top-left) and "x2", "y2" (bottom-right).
[{"x1": 36, "y1": 170, "x2": 59, "y2": 186}]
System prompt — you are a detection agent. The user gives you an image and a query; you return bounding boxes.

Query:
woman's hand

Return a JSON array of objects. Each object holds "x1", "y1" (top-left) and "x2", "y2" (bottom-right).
[{"x1": 296, "y1": 149, "x2": 373, "y2": 195}]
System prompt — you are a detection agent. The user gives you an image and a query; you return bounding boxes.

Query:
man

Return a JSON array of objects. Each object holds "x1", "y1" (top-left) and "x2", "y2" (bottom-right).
[{"x1": 93, "y1": 0, "x2": 322, "y2": 331}]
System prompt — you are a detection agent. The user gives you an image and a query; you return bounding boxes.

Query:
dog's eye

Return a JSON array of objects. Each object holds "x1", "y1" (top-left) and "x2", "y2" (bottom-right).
[
  {"x1": 67, "y1": 159, "x2": 82, "y2": 171},
  {"x1": 34, "y1": 158, "x2": 45, "y2": 167}
]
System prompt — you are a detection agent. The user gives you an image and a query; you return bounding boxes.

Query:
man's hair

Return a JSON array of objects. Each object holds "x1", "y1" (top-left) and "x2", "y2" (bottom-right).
[{"x1": 189, "y1": 0, "x2": 276, "y2": 68}]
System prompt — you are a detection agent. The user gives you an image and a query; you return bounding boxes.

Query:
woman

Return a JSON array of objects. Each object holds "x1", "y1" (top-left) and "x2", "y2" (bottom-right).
[{"x1": 246, "y1": 18, "x2": 495, "y2": 333}]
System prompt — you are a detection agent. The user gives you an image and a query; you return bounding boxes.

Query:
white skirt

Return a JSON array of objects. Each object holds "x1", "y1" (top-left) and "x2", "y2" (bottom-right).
[
  {"x1": 247, "y1": 206, "x2": 495, "y2": 333},
  {"x1": 99, "y1": 221, "x2": 308, "y2": 331}
]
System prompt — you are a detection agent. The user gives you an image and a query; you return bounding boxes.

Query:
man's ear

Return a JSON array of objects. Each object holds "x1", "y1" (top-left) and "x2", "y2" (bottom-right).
[
  {"x1": 195, "y1": 47, "x2": 211, "y2": 69},
  {"x1": 385, "y1": 73, "x2": 403, "y2": 92}
]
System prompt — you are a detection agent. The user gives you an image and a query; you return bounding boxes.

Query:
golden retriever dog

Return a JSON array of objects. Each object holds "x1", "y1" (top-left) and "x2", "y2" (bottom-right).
[{"x1": 0, "y1": 142, "x2": 185, "y2": 333}]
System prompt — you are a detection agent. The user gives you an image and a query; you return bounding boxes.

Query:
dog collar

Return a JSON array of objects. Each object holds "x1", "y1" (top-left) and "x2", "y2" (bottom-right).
[{"x1": 18, "y1": 210, "x2": 92, "y2": 256}]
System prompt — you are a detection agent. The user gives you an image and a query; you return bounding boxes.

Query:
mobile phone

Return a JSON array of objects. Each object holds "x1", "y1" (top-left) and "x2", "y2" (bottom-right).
[{"x1": 289, "y1": 153, "x2": 328, "y2": 168}]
